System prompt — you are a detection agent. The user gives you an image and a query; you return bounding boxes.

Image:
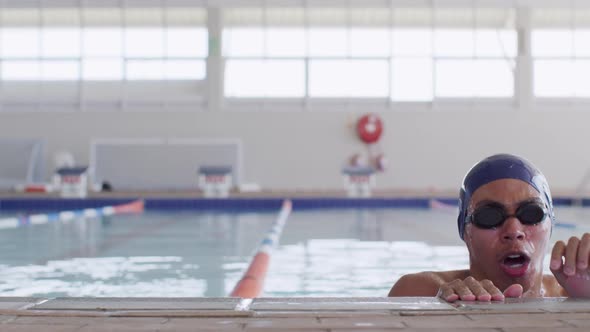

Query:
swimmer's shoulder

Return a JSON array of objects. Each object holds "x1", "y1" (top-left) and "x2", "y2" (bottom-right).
[
  {"x1": 542, "y1": 274, "x2": 567, "y2": 297},
  {"x1": 388, "y1": 270, "x2": 469, "y2": 297}
]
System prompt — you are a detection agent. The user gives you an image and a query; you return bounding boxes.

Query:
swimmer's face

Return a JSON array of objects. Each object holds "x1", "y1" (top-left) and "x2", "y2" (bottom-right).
[{"x1": 464, "y1": 179, "x2": 551, "y2": 294}]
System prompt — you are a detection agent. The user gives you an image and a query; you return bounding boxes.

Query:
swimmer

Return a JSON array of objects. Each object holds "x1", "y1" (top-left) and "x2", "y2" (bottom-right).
[{"x1": 388, "y1": 154, "x2": 590, "y2": 301}]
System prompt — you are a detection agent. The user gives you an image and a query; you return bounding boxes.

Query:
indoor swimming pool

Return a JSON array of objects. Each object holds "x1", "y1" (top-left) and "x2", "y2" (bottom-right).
[{"x1": 0, "y1": 201, "x2": 587, "y2": 298}]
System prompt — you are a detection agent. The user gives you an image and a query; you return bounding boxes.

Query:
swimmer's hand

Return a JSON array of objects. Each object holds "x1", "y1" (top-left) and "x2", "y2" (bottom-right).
[
  {"x1": 437, "y1": 276, "x2": 523, "y2": 302},
  {"x1": 550, "y1": 233, "x2": 590, "y2": 298}
]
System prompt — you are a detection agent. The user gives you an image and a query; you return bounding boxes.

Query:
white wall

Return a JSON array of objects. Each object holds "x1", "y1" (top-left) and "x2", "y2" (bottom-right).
[
  {"x1": 0, "y1": 1, "x2": 585, "y2": 194},
  {"x1": 0, "y1": 105, "x2": 584, "y2": 194}
]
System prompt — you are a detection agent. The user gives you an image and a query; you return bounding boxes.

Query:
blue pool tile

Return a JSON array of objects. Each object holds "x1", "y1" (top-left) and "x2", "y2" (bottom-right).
[{"x1": 0, "y1": 196, "x2": 578, "y2": 212}]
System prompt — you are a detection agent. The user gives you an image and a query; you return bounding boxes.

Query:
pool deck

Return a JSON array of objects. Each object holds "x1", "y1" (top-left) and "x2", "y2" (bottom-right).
[{"x1": 1, "y1": 297, "x2": 590, "y2": 331}]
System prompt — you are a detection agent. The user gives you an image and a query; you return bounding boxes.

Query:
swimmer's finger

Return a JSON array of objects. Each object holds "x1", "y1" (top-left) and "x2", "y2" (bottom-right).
[
  {"x1": 503, "y1": 284, "x2": 523, "y2": 298},
  {"x1": 464, "y1": 277, "x2": 490, "y2": 301},
  {"x1": 481, "y1": 279, "x2": 504, "y2": 301},
  {"x1": 550, "y1": 240, "x2": 566, "y2": 277},
  {"x1": 564, "y1": 237, "x2": 581, "y2": 277},
  {"x1": 438, "y1": 284, "x2": 459, "y2": 303},
  {"x1": 454, "y1": 278, "x2": 476, "y2": 301},
  {"x1": 576, "y1": 233, "x2": 590, "y2": 271}
]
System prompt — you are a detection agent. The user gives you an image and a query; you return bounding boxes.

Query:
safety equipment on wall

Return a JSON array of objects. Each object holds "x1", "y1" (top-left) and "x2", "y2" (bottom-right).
[
  {"x1": 356, "y1": 114, "x2": 383, "y2": 144},
  {"x1": 349, "y1": 153, "x2": 367, "y2": 168},
  {"x1": 373, "y1": 154, "x2": 387, "y2": 172},
  {"x1": 350, "y1": 113, "x2": 387, "y2": 172}
]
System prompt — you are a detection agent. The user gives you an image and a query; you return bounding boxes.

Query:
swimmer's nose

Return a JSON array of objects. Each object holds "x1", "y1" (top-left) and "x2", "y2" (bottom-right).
[{"x1": 501, "y1": 217, "x2": 525, "y2": 242}]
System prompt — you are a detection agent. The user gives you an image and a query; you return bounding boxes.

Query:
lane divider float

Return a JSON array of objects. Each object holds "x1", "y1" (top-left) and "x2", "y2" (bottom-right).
[
  {"x1": 428, "y1": 199, "x2": 458, "y2": 213},
  {"x1": 230, "y1": 199, "x2": 292, "y2": 298},
  {"x1": 0, "y1": 199, "x2": 145, "y2": 230}
]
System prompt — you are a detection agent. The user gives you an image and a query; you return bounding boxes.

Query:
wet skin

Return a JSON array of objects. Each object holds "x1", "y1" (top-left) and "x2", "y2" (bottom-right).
[{"x1": 388, "y1": 179, "x2": 590, "y2": 301}]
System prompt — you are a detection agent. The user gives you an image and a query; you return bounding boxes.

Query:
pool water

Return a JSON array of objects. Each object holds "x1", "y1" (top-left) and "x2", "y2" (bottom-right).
[{"x1": 0, "y1": 206, "x2": 586, "y2": 297}]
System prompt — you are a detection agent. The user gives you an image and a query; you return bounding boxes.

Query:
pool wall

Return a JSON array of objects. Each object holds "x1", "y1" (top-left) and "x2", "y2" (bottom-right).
[{"x1": 0, "y1": 196, "x2": 579, "y2": 212}]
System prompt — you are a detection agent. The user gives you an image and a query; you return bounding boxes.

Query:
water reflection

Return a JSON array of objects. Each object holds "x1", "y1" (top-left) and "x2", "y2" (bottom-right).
[
  {"x1": 0, "y1": 256, "x2": 204, "y2": 297},
  {"x1": 264, "y1": 239, "x2": 469, "y2": 297},
  {"x1": 0, "y1": 207, "x2": 583, "y2": 297}
]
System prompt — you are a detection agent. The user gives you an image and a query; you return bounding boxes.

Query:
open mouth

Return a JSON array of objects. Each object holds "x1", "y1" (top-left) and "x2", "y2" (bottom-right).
[
  {"x1": 500, "y1": 253, "x2": 530, "y2": 277},
  {"x1": 504, "y1": 254, "x2": 528, "y2": 267}
]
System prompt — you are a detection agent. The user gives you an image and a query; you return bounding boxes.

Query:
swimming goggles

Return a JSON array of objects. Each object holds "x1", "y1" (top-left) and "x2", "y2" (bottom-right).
[{"x1": 466, "y1": 201, "x2": 548, "y2": 229}]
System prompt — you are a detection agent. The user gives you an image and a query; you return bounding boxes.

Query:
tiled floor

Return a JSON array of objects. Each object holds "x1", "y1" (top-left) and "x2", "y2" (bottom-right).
[{"x1": 1, "y1": 297, "x2": 589, "y2": 331}]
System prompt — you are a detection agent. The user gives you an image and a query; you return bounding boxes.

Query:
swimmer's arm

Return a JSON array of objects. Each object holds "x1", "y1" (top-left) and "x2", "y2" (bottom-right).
[{"x1": 388, "y1": 272, "x2": 446, "y2": 297}]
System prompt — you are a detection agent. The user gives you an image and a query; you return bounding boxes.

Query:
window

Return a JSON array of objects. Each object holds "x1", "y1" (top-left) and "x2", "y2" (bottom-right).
[
  {"x1": 436, "y1": 59, "x2": 513, "y2": 98},
  {"x1": 0, "y1": 8, "x2": 207, "y2": 81},
  {"x1": 43, "y1": 29, "x2": 81, "y2": 57},
  {"x1": 127, "y1": 60, "x2": 206, "y2": 81},
  {"x1": 309, "y1": 59, "x2": 389, "y2": 98},
  {"x1": 391, "y1": 58, "x2": 432, "y2": 101},
  {"x1": 532, "y1": 29, "x2": 590, "y2": 97},
  {"x1": 531, "y1": 8, "x2": 590, "y2": 98},
  {"x1": 222, "y1": 7, "x2": 516, "y2": 101},
  {"x1": 83, "y1": 28, "x2": 123, "y2": 57},
  {"x1": 225, "y1": 60, "x2": 305, "y2": 97},
  {"x1": 1, "y1": 28, "x2": 40, "y2": 57}
]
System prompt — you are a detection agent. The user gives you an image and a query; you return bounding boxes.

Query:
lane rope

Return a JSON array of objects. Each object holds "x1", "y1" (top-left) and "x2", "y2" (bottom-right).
[
  {"x1": 0, "y1": 200, "x2": 145, "y2": 230},
  {"x1": 230, "y1": 199, "x2": 292, "y2": 298}
]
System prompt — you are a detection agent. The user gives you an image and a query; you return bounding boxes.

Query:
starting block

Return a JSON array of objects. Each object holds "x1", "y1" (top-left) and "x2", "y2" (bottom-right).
[
  {"x1": 342, "y1": 166, "x2": 376, "y2": 197},
  {"x1": 198, "y1": 166, "x2": 233, "y2": 198},
  {"x1": 54, "y1": 166, "x2": 89, "y2": 198}
]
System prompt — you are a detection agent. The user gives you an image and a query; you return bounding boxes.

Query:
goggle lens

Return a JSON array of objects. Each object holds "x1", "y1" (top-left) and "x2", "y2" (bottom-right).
[{"x1": 468, "y1": 202, "x2": 547, "y2": 229}]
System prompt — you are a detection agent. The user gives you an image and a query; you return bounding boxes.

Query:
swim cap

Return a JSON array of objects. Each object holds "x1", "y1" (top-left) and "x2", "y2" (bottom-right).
[{"x1": 457, "y1": 154, "x2": 555, "y2": 240}]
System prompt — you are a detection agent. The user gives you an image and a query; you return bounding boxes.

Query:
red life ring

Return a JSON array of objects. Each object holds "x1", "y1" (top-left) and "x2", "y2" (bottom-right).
[{"x1": 356, "y1": 114, "x2": 383, "y2": 144}]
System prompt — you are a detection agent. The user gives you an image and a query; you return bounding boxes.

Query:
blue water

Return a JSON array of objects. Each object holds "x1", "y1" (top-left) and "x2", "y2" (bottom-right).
[{"x1": 0, "y1": 207, "x2": 585, "y2": 297}]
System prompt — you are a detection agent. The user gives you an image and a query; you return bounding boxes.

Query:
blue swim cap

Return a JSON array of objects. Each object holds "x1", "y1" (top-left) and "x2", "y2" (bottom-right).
[{"x1": 458, "y1": 154, "x2": 555, "y2": 240}]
